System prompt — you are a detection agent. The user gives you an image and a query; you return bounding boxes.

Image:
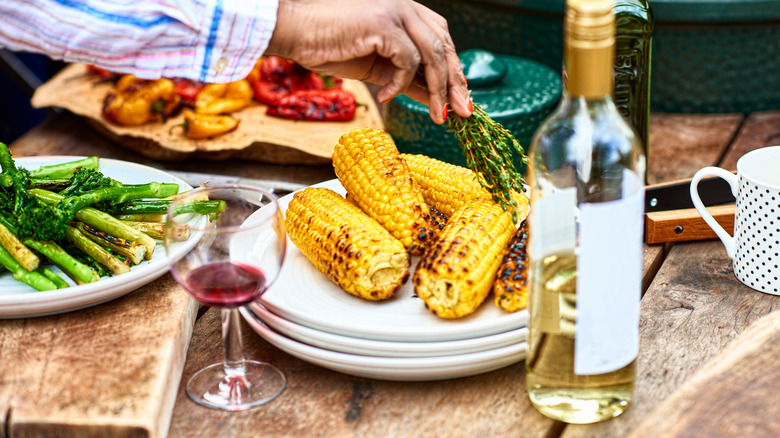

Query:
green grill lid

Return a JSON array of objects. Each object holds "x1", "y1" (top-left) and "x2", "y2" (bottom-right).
[{"x1": 384, "y1": 49, "x2": 561, "y2": 168}]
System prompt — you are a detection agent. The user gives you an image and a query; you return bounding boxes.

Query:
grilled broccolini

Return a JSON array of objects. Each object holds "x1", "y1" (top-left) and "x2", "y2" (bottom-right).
[{"x1": 285, "y1": 187, "x2": 409, "y2": 301}]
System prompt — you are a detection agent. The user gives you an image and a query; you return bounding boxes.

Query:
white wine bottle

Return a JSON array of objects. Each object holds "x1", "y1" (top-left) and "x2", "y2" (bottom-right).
[{"x1": 525, "y1": 0, "x2": 646, "y2": 424}]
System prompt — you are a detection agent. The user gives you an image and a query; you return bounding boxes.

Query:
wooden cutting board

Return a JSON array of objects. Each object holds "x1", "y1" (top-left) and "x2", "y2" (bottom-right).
[
  {"x1": 0, "y1": 275, "x2": 199, "y2": 438},
  {"x1": 627, "y1": 310, "x2": 780, "y2": 437},
  {"x1": 31, "y1": 64, "x2": 384, "y2": 165}
]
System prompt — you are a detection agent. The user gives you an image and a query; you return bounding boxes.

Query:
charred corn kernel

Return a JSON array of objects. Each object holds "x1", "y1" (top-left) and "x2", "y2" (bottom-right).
[
  {"x1": 403, "y1": 153, "x2": 531, "y2": 223},
  {"x1": 103, "y1": 75, "x2": 181, "y2": 126},
  {"x1": 181, "y1": 110, "x2": 239, "y2": 139},
  {"x1": 333, "y1": 128, "x2": 437, "y2": 254},
  {"x1": 493, "y1": 220, "x2": 529, "y2": 312},
  {"x1": 195, "y1": 80, "x2": 253, "y2": 114},
  {"x1": 286, "y1": 187, "x2": 409, "y2": 300},
  {"x1": 413, "y1": 198, "x2": 517, "y2": 319}
]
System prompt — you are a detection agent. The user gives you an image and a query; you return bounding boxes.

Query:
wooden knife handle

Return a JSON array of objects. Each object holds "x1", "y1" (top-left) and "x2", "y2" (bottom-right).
[{"x1": 645, "y1": 205, "x2": 735, "y2": 244}]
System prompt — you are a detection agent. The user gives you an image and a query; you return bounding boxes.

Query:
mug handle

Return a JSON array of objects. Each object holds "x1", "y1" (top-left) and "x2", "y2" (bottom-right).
[{"x1": 689, "y1": 167, "x2": 739, "y2": 258}]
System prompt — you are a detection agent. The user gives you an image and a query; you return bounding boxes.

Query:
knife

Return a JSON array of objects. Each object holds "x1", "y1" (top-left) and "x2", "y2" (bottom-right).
[
  {"x1": 165, "y1": 170, "x2": 307, "y2": 198},
  {"x1": 644, "y1": 173, "x2": 736, "y2": 244}
]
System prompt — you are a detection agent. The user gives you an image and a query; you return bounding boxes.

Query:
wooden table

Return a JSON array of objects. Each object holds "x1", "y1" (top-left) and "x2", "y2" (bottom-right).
[{"x1": 2, "y1": 111, "x2": 780, "y2": 437}]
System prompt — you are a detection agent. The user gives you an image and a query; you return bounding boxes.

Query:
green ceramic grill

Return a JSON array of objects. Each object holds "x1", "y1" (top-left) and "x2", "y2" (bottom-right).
[{"x1": 384, "y1": 49, "x2": 561, "y2": 170}]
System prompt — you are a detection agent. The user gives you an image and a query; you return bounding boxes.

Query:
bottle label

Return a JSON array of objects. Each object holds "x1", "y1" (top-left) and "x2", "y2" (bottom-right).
[
  {"x1": 529, "y1": 187, "x2": 577, "y2": 333},
  {"x1": 574, "y1": 177, "x2": 643, "y2": 375}
]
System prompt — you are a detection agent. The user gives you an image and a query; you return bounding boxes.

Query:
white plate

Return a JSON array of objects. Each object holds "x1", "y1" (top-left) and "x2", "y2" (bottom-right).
[
  {"x1": 248, "y1": 302, "x2": 528, "y2": 358},
  {"x1": 240, "y1": 307, "x2": 527, "y2": 381},
  {"x1": 0, "y1": 156, "x2": 192, "y2": 318},
  {"x1": 258, "y1": 179, "x2": 528, "y2": 342}
]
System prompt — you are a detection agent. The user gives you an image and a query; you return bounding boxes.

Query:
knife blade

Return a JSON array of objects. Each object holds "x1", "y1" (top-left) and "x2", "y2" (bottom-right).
[
  {"x1": 644, "y1": 174, "x2": 735, "y2": 213},
  {"x1": 165, "y1": 170, "x2": 307, "y2": 198}
]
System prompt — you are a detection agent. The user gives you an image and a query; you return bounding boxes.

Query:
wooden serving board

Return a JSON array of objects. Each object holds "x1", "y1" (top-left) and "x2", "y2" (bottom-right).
[
  {"x1": 627, "y1": 310, "x2": 780, "y2": 437},
  {"x1": 0, "y1": 275, "x2": 199, "y2": 438},
  {"x1": 31, "y1": 64, "x2": 384, "y2": 165}
]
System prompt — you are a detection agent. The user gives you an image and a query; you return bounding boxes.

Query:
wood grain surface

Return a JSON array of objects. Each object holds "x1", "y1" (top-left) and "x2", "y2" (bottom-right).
[
  {"x1": 627, "y1": 310, "x2": 780, "y2": 438},
  {"x1": 167, "y1": 310, "x2": 557, "y2": 438},
  {"x1": 0, "y1": 275, "x2": 198, "y2": 438},
  {"x1": 646, "y1": 113, "x2": 742, "y2": 184},
  {"x1": 645, "y1": 205, "x2": 735, "y2": 244}
]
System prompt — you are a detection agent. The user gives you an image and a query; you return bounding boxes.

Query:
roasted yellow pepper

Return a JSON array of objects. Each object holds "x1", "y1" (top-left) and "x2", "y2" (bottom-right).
[
  {"x1": 194, "y1": 80, "x2": 253, "y2": 115},
  {"x1": 181, "y1": 110, "x2": 239, "y2": 139},
  {"x1": 102, "y1": 75, "x2": 181, "y2": 126}
]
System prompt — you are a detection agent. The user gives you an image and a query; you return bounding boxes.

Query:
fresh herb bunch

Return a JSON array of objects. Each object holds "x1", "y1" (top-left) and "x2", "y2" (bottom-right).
[{"x1": 445, "y1": 102, "x2": 528, "y2": 222}]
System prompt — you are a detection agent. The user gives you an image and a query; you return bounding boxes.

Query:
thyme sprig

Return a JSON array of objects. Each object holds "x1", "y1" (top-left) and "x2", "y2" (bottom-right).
[{"x1": 445, "y1": 102, "x2": 528, "y2": 222}]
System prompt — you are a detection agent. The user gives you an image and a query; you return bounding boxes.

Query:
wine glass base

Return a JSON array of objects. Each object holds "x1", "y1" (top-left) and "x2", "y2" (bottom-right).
[{"x1": 186, "y1": 360, "x2": 286, "y2": 411}]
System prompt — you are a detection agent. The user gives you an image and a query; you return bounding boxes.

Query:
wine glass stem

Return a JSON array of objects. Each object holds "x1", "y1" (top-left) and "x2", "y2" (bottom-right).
[{"x1": 222, "y1": 308, "x2": 247, "y2": 375}]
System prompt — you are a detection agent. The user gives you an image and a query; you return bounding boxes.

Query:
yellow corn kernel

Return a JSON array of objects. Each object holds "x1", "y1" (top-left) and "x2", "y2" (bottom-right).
[
  {"x1": 402, "y1": 154, "x2": 531, "y2": 224},
  {"x1": 413, "y1": 198, "x2": 517, "y2": 319},
  {"x1": 493, "y1": 220, "x2": 529, "y2": 312},
  {"x1": 285, "y1": 187, "x2": 409, "y2": 300},
  {"x1": 402, "y1": 153, "x2": 491, "y2": 217},
  {"x1": 333, "y1": 128, "x2": 437, "y2": 254}
]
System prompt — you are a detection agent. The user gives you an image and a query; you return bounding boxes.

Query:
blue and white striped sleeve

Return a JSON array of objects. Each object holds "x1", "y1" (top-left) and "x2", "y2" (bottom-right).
[{"x1": 0, "y1": 0, "x2": 279, "y2": 83}]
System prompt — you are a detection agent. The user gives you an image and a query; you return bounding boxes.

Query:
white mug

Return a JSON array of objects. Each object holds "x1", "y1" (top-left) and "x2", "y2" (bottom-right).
[{"x1": 690, "y1": 146, "x2": 780, "y2": 295}]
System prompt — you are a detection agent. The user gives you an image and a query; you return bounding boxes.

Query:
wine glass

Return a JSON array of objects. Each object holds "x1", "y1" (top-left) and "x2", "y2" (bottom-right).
[{"x1": 164, "y1": 185, "x2": 287, "y2": 411}]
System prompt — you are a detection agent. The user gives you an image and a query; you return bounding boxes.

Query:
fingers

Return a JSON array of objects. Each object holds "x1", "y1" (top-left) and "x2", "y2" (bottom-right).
[{"x1": 411, "y1": 3, "x2": 472, "y2": 119}]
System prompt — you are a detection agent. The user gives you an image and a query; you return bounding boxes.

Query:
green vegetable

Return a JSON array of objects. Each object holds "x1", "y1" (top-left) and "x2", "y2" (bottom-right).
[
  {"x1": 28, "y1": 156, "x2": 99, "y2": 179},
  {"x1": 445, "y1": 102, "x2": 528, "y2": 222}
]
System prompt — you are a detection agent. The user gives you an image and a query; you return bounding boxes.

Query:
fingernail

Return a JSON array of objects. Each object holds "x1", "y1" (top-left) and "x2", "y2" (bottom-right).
[
  {"x1": 468, "y1": 99, "x2": 473, "y2": 113},
  {"x1": 442, "y1": 104, "x2": 449, "y2": 122},
  {"x1": 461, "y1": 73, "x2": 468, "y2": 85}
]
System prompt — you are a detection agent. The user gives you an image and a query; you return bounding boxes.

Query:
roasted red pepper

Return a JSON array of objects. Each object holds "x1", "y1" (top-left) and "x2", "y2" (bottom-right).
[
  {"x1": 251, "y1": 80, "x2": 290, "y2": 106},
  {"x1": 266, "y1": 88, "x2": 356, "y2": 121},
  {"x1": 171, "y1": 78, "x2": 206, "y2": 106}
]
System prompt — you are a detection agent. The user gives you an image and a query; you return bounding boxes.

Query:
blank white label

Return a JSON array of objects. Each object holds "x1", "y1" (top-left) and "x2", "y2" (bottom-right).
[{"x1": 574, "y1": 186, "x2": 643, "y2": 375}]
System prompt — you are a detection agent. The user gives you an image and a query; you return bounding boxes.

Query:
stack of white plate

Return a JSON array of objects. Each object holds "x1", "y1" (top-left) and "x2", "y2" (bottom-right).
[{"x1": 240, "y1": 180, "x2": 529, "y2": 382}]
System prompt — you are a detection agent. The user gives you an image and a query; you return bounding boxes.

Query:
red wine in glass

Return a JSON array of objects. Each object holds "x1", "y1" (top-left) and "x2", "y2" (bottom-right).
[
  {"x1": 165, "y1": 185, "x2": 286, "y2": 411},
  {"x1": 184, "y1": 262, "x2": 267, "y2": 308}
]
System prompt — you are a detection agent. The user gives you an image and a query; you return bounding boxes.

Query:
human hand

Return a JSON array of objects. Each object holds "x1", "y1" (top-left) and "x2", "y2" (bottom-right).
[{"x1": 267, "y1": 0, "x2": 472, "y2": 124}]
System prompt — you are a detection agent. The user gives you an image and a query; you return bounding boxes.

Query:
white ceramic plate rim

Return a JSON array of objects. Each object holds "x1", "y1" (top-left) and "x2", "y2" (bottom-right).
[
  {"x1": 258, "y1": 179, "x2": 529, "y2": 342},
  {"x1": 248, "y1": 301, "x2": 528, "y2": 358},
  {"x1": 240, "y1": 307, "x2": 527, "y2": 381},
  {"x1": 0, "y1": 156, "x2": 192, "y2": 318}
]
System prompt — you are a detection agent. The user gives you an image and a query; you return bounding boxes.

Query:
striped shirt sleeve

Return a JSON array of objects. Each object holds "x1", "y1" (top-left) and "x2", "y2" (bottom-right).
[{"x1": 0, "y1": 0, "x2": 278, "y2": 83}]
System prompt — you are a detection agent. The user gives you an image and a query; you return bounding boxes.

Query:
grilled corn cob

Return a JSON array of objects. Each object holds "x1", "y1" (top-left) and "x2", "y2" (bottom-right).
[
  {"x1": 403, "y1": 154, "x2": 531, "y2": 224},
  {"x1": 413, "y1": 198, "x2": 517, "y2": 318},
  {"x1": 333, "y1": 128, "x2": 437, "y2": 254},
  {"x1": 402, "y1": 153, "x2": 491, "y2": 217},
  {"x1": 494, "y1": 220, "x2": 529, "y2": 312},
  {"x1": 285, "y1": 187, "x2": 409, "y2": 300}
]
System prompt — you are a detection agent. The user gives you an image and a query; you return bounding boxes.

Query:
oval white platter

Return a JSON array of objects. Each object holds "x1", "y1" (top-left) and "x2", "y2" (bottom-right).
[
  {"x1": 0, "y1": 156, "x2": 192, "y2": 318},
  {"x1": 241, "y1": 307, "x2": 527, "y2": 381},
  {"x1": 248, "y1": 302, "x2": 528, "y2": 358},
  {"x1": 256, "y1": 179, "x2": 529, "y2": 343}
]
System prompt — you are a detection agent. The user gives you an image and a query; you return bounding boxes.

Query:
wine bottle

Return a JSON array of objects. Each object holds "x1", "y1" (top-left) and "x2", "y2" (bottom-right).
[
  {"x1": 525, "y1": 0, "x2": 646, "y2": 424},
  {"x1": 614, "y1": 0, "x2": 654, "y2": 153}
]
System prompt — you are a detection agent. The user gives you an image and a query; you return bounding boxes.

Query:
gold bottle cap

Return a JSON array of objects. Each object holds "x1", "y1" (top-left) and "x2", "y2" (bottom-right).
[{"x1": 564, "y1": 0, "x2": 615, "y2": 98}]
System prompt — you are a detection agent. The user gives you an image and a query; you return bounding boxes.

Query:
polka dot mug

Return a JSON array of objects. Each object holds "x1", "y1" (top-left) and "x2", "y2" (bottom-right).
[{"x1": 690, "y1": 146, "x2": 780, "y2": 295}]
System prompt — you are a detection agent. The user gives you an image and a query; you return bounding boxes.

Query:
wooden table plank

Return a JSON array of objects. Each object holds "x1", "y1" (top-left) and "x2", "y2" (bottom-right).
[
  {"x1": 167, "y1": 310, "x2": 557, "y2": 438},
  {"x1": 562, "y1": 240, "x2": 780, "y2": 438},
  {"x1": 0, "y1": 275, "x2": 198, "y2": 438},
  {"x1": 627, "y1": 310, "x2": 780, "y2": 437},
  {"x1": 646, "y1": 113, "x2": 743, "y2": 184},
  {"x1": 720, "y1": 109, "x2": 780, "y2": 170}
]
